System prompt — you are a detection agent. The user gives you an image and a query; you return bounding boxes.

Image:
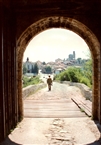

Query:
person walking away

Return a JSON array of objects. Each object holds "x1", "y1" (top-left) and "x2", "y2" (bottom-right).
[{"x1": 47, "y1": 75, "x2": 52, "y2": 91}]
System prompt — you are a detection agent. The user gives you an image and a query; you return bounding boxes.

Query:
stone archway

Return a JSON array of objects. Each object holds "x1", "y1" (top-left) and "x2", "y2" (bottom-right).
[{"x1": 17, "y1": 16, "x2": 100, "y2": 121}]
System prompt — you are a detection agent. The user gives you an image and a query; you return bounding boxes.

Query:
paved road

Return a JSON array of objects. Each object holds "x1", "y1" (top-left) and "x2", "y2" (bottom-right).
[
  {"x1": 25, "y1": 81, "x2": 83, "y2": 100},
  {"x1": 24, "y1": 82, "x2": 87, "y2": 118},
  {"x1": 1, "y1": 82, "x2": 100, "y2": 145}
]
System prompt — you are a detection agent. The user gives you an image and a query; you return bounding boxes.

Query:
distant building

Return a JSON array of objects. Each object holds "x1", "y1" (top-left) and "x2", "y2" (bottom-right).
[
  {"x1": 23, "y1": 57, "x2": 35, "y2": 73},
  {"x1": 68, "y1": 51, "x2": 75, "y2": 60},
  {"x1": 73, "y1": 51, "x2": 75, "y2": 59},
  {"x1": 55, "y1": 58, "x2": 63, "y2": 63},
  {"x1": 69, "y1": 54, "x2": 73, "y2": 60},
  {"x1": 54, "y1": 68, "x2": 65, "y2": 75}
]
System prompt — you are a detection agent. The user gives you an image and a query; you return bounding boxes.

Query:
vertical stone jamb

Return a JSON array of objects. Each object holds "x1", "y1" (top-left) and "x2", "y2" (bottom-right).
[
  {"x1": 0, "y1": 2, "x2": 5, "y2": 142},
  {"x1": 92, "y1": 57, "x2": 99, "y2": 120},
  {"x1": 100, "y1": 45, "x2": 101, "y2": 124},
  {"x1": 18, "y1": 58, "x2": 23, "y2": 121}
]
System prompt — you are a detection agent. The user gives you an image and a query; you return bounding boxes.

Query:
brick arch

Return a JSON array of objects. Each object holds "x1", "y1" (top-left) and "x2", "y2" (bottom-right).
[{"x1": 17, "y1": 16, "x2": 100, "y2": 121}]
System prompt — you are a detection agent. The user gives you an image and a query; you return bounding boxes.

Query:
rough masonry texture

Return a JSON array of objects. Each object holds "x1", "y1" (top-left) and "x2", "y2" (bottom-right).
[
  {"x1": 22, "y1": 83, "x2": 46, "y2": 99},
  {"x1": 0, "y1": 0, "x2": 101, "y2": 143},
  {"x1": 63, "y1": 81, "x2": 92, "y2": 101}
]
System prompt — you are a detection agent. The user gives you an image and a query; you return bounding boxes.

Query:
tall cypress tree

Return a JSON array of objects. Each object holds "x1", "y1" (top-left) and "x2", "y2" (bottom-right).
[
  {"x1": 31, "y1": 65, "x2": 34, "y2": 73},
  {"x1": 33, "y1": 63, "x2": 39, "y2": 74},
  {"x1": 23, "y1": 64, "x2": 27, "y2": 74}
]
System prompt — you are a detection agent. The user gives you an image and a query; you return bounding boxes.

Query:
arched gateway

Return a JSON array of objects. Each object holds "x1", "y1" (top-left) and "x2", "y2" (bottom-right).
[
  {"x1": 0, "y1": 0, "x2": 101, "y2": 142},
  {"x1": 1, "y1": 0, "x2": 101, "y2": 143},
  {"x1": 17, "y1": 16, "x2": 100, "y2": 122}
]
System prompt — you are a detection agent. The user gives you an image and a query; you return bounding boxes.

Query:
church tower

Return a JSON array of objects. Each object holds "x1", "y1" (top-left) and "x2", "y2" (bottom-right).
[{"x1": 73, "y1": 51, "x2": 75, "y2": 59}]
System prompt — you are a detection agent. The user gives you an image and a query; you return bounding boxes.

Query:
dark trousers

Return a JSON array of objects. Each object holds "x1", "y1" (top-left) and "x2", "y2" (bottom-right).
[{"x1": 48, "y1": 84, "x2": 51, "y2": 91}]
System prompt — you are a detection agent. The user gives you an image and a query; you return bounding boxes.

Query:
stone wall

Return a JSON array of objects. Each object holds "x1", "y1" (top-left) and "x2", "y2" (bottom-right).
[
  {"x1": 22, "y1": 83, "x2": 46, "y2": 99},
  {"x1": 22, "y1": 81, "x2": 92, "y2": 101},
  {"x1": 70, "y1": 82, "x2": 92, "y2": 101},
  {"x1": 57, "y1": 81, "x2": 92, "y2": 101}
]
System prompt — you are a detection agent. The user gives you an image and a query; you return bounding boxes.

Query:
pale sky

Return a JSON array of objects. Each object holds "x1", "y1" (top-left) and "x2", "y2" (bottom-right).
[{"x1": 23, "y1": 28, "x2": 90, "y2": 63}]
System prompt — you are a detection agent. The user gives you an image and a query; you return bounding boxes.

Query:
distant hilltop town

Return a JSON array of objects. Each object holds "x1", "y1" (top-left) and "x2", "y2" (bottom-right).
[{"x1": 23, "y1": 51, "x2": 88, "y2": 76}]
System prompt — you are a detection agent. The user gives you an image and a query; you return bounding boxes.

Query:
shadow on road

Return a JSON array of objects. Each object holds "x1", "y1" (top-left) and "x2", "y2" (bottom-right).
[
  {"x1": 87, "y1": 139, "x2": 101, "y2": 145},
  {"x1": 87, "y1": 121, "x2": 101, "y2": 145},
  {"x1": 1, "y1": 136, "x2": 101, "y2": 145},
  {"x1": 1, "y1": 137, "x2": 21, "y2": 145}
]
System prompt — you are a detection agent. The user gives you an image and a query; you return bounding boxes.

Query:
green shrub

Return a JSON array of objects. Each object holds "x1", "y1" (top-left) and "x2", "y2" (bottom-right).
[
  {"x1": 23, "y1": 76, "x2": 43, "y2": 88},
  {"x1": 54, "y1": 74, "x2": 60, "y2": 81},
  {"x1": 59, "y1": 71, "x2": 70, "y2": 81},
  {"x1": 67, "y1": 67, "x2": 82, "y2": 82},
  {"x1": 54, "y1": 66, "x2": 92, "y2": 88},
  {"x1": 82, "y1": 58, "x2": 92, "y2": 85},
  {"x1": 80, "y1": 76, "x2": 92, "y2": 89},
  {"x1": 54, "y1": 71, "x2": 70, "y2": 81}
]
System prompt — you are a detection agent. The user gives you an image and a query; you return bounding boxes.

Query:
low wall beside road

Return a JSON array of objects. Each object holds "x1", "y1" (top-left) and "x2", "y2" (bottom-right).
[
  {"x1": 56, "y1": 81, "x2": 92, "y2": 101},
  {"x1": 22, "y1": 83, "x2": 46, "y2": 99},
  {"x1": 22, "y1": 81, "x2": 92, "y2": 101}
]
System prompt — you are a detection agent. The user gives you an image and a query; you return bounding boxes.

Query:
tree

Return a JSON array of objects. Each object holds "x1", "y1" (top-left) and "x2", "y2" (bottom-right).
[
  {"x1": 44, "y1": 66, "x2": 52, "y2": 74},
  {"x1": 77, "y1": 58, "x2": 81, "y2": 64},
  {"x1": 83, "y1": 58, "x2": 92, "y2": 84},
  {"x1": 42, "y1": 62, "x2": 46, "y2": 65},
  {"x1": 31, "y1": 65, "x2": 34, "y2": 73},
  {"x1": 33, "y1": 63, "x2": 39, "y2": 74},
  {"x1": 23, "y1": 64, "x2": 27, "y2": 74}
]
